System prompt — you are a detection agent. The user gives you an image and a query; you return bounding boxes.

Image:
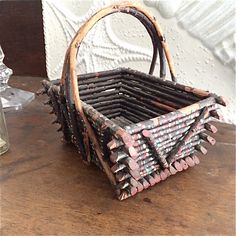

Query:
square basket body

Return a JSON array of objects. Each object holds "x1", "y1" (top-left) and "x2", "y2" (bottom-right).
[{"x1": 41, "y1": 67, "x2": 226, "y2": 200}]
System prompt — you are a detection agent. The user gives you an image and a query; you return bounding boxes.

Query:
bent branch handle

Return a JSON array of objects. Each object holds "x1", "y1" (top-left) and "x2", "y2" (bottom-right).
[
  {"x1": 61, "y1": 2, "x2": 177, "y2": 86},
  {"x1": 60, "y1": 2, "x2": 177, "y2": 187}
]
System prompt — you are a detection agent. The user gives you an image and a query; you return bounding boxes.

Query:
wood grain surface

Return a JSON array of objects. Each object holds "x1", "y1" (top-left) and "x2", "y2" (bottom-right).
[{"x1": 0, "y1": 76, "x2": 235, "y2": 235}]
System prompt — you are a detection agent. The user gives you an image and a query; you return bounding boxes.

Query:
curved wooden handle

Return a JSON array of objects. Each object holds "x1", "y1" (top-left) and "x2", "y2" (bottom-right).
[{"x1": 68, "y1": 3, "x2": 175, "y2": 108}]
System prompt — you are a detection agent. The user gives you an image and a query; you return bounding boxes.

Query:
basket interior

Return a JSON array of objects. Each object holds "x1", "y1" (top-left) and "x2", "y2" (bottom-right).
[{"x1": 79, "y1": 68, "x2": 202, "y2": 128}]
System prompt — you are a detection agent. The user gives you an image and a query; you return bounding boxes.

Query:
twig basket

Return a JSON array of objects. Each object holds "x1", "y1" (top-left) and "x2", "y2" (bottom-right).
[{"x1": 40, "y1": 2, "x2": 227, "y2": 200}]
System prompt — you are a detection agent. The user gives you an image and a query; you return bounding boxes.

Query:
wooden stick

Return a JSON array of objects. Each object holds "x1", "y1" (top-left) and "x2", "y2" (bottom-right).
[
  {"x1": 92, "y1": 99, "x2": 121, "y2": 109},
  {"x1": 79, "y1": 74, "x2": 121, "y2": 86},
  {"x1": 123, "y1": 68, "x2": 227, "y2": 104},
  {"x1": 122, "y1": 79, "x2": 194, "y2": 106},
  {"x1": 122, "y1": 74, "x2": 199, "y2": 102},
  {"x1": 121, "y1": 85, "x2": 181, "y2": 109},
  {"x1": 132, "y1": 121, "x2": 210, "y2": 152},
  {"x1": 142, "y1": 129, "x2": 169, "y2": 168},
  {"x1": 121, "y1": 99, "x2": 160, "y2": 117},
  {"x1": 204, "y1": 123, "x2": 218, "y2": 133},
  {"x1": 125, "y1": 96, "x2": 216, "y2": 135},
  {"x1": 107, "y1": 107, "x2": 216, "y2": 150},
  {"x1": 191, "y1": 154, "x2": 200, "y2": 165},
  {"x1": 167, "y1": 107, "x2": 209, "y2": 164},
  {"x1": 120, "y1": 95, "x2": 164, "y2": 115},
  {"x1": 120, "y1": 91, "x2": 167, "y2": 114},
  {"x1": 210, "y1": 110, "x2": 223, "y2": 120},
  {"x1": 83, "y1": 94, "x2": 120, "y2": 105},
  {"x1": 195, "y1": 145, "x2": 208, "y2": 155},
  {"x1": 80, "y1": 83, "x2": 120, "y2": 96},
  {"x1": 199, "y1": 133, "x2": 216, "y2": 145},
  {"x1": 120, "y1": 104, "x2": 152, "y2": 120}
]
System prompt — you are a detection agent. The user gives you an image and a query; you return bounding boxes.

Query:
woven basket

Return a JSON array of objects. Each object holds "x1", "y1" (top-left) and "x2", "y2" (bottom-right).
[{"x1": 40, "y1": 2, "x2": 227, "y2": 200}]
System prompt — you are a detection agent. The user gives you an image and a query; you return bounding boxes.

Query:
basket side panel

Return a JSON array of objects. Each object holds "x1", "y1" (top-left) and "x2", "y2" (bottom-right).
[{"x1": 107, "y1": 98, "x2": 220, "y2": 200}]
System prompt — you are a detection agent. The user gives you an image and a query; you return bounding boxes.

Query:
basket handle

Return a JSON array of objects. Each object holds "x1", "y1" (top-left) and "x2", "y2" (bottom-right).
[{"x1": 61, "y1": 2, "x2": 177, "y2": 86}]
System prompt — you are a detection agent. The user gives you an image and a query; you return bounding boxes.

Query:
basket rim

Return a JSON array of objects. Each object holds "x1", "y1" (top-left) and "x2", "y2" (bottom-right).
[
  {"x1": 76, "y1": 67, "x2": 216, "y2": 129},
  {"x1": 82, "y1": 94, "x2": 216, "y2": 134},
  {"x1": 54, "y1": 66, "x2": 210, "y2": 98},
  {"x1": 49, "y1": 67, "x2": 224, "y2": 135}
]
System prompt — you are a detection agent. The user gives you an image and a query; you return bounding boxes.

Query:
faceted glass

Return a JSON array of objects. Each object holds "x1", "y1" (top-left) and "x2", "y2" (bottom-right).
[{"x1": 0, "y1": 98, "x2": 9, "y2": 155}]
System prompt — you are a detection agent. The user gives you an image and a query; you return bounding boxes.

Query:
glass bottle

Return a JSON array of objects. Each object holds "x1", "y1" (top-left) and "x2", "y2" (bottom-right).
[
  {"x1": 0, "y1": 45, "x2": 35, "y2": 111},
  {"x1": 0, "y1": 98, "x2": 9, "y2": 155}
]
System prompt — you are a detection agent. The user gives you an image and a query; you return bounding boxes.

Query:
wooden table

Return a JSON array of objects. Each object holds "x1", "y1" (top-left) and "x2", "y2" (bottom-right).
[{"x1": 1, "y1": 76, "x2": 235, "y2": 235}]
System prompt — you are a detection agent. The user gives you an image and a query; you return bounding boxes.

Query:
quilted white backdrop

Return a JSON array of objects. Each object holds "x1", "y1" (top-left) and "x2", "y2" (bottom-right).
[{"x1": 42, "y1": 0, "x2": 235, "y2": 124}]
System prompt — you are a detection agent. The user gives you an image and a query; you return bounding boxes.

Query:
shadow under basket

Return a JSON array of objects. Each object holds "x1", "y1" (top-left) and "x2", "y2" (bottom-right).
[{"x1": 41, "y1": 67, "x2": 227, "y2": 200}]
